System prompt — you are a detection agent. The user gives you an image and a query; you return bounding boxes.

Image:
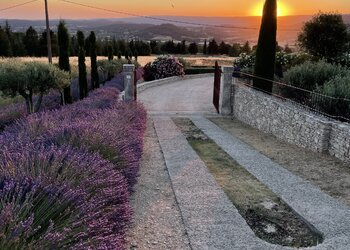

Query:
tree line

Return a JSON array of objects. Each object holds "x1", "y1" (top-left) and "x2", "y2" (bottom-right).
[
  {"x1": 0, "y1": 21, "x2": 257, "y2": 58},
  {"x1": 150, "y1": 39, "x2": 253, "y2": 56},
  {"x1": 0, "y1": 22, "x2": 152, "y2": 58}
]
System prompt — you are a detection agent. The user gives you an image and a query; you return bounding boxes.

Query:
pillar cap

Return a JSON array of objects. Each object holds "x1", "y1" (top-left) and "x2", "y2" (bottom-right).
[
  {"x1": 123, "y1": 64, "x2": 135, "y2": 72},
  {"x1": 221, "y1": 66, "x2": 234, "y2": 73}
]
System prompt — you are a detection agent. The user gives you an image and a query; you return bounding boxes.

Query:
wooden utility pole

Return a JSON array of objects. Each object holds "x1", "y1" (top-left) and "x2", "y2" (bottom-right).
[{"x1": 44, "y1": 0, "x2": 52, "y2": 64}]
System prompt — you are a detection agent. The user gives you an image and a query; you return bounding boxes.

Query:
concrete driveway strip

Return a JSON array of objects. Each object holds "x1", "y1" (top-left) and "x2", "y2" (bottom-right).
[
  {"x1": 191, "y1": 116, "x2": 350, "y2": 250},
  {"x1": 153, "y1": 116, "x2": 288, "y2": 250}
]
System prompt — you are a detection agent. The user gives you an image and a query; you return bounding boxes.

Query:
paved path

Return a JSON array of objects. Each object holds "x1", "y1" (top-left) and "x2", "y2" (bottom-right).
[
  {"x1": 136, "y1": 77, "x2": 350, "y2": 249},
  {"x1": 126, "y1": 119, "x2": 190, "y2": 250},
  {"x1": 139, "y1": 76, "x2": 217, "y2": 115}
]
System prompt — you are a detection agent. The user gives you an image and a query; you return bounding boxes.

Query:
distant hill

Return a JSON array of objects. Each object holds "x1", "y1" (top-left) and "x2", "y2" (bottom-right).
[{"x1": 1, "y1": 15, "x2": 349, "y2": 46}]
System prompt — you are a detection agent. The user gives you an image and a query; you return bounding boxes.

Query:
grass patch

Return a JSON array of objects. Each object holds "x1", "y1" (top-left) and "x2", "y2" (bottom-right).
[
  {"x1": 173, "y1": 118, "x2": 323, "y2": 248},
  {"x1": 0, "y1": 92, "x2": 22, "y2": 107}
]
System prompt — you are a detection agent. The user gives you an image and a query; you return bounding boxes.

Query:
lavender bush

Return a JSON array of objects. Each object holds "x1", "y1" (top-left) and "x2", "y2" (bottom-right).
[{"x1": 0, "y1": 84, "x2": 147, "y2": 248}]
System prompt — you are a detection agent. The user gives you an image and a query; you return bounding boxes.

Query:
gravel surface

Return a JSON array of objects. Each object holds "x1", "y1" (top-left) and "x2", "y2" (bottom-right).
[
  {"x1": 126, "y1": 118, "x2": 191, "y2": 250},
  {"x1": 210, "y1": 117, "x2": 350, "y2": 207}
]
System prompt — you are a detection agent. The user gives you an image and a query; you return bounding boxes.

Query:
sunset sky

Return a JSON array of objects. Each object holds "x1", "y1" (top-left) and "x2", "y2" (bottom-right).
[{"x1": 1, "y1": 0, "x2": 350, "y2": 19}]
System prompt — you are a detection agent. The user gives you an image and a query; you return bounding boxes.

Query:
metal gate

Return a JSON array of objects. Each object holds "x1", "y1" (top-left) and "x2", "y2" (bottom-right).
[{"x1": 213, "y1": 61, "x2": 221, "y2": 113}]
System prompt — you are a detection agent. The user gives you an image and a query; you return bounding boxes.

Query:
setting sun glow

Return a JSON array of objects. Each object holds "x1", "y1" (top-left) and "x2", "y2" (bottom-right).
[{"x1": 252, "y1": 1, "x2": 290, "y2": 17}]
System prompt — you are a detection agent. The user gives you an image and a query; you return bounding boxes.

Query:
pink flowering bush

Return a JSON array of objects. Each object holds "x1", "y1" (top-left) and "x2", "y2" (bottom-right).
[
  {"x1": 143, "y1": 55, "x2": 184, "y2": 81},
  {"x1": 0, "y1": 85, "x2": 147, "y2": 249}
]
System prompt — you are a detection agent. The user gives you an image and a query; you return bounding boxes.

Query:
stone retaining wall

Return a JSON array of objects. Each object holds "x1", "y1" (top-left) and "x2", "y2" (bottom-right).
[
  {"x1": 232, "y1": 83, "x2": 350, "y2": 162},
  {"x1": 329, "y1": 123, "x2": 350, "y2": 161}
]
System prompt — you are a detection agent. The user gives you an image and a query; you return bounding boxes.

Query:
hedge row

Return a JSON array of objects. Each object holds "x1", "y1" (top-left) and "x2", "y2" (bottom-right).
[
  {"x1": 0, "y1": 87, "x2": 147, "y2": 249},
  {"x1": 185, "y1": 67, "x2": 215, "y2": 75}
]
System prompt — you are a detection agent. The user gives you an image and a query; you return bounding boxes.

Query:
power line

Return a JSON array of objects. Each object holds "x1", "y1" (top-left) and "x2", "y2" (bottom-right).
[
  {"x1": 59, "y1": 0, "x2": 261, "y2": 30},
  {"x1": 0, "y1": 0, "x2": 38, "y2": 12}
]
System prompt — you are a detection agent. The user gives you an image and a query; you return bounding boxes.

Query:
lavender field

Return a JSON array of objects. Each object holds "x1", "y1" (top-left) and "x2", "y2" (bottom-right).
[{"x1": 0, "y1": 86, "x2": 147, "y2": 248}]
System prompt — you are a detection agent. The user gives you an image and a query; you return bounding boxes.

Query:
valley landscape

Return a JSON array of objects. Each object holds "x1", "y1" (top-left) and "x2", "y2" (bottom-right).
[{"x1": 2, "y1": 15, "x2": 350, "y2": 46}]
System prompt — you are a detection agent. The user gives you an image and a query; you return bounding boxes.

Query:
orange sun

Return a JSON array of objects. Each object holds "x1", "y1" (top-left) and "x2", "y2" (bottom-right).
[{"x1": 252, "y1": 1, "x2": 290, "y2": 17}]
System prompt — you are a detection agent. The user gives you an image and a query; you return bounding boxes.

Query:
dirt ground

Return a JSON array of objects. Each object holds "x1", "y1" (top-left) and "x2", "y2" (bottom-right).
[{"x1": 210, "y1": 117, "x2": 350, "y2": 207}]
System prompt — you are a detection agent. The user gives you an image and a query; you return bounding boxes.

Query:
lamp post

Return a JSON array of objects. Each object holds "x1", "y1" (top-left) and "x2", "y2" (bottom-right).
[{"x1": 44, "y1": 0, "x2": 52, "y2": 63}]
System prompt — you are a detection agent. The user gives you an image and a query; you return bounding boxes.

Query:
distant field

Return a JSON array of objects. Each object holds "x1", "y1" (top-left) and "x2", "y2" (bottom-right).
[
  {"x1": 0, "y1": 55, "x2": 235, "y2": 68},
  {"x1": 138, "y1": 55, "x2": 235, "y2": 67},
  {"x1": 0, "y1": 56, "x2": 106, "y2": 66}
]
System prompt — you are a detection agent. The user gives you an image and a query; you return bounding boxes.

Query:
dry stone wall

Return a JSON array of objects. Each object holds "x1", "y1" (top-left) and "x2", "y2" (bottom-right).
[{"x1": 232, "y1": 83, "x2": 350, "y2": 162}]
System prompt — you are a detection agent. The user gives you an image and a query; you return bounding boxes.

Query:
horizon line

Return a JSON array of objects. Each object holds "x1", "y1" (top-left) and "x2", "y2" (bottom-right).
[{"x1": 2, "y1": 13, "x2": 350, "y2": 21}]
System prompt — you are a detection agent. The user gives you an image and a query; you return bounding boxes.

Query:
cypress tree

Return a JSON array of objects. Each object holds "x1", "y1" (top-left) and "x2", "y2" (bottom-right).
[
  {"x1": 58, "y1": 21, "x2": 72, "y2": 104},
  {"x1": 108, "y1": 44, "x2": 114, "y2": 61},
  {"x1": 77, "y1": 30, "x2": 88, "y2": 99},
  {"x1": 203, "y1": 40, "x2": 207, "y2": 54},
  {"x1": 89, "y1": 31, "x2": 99, "y2": 89},
  {"x1": 253, "y1": 0, "x2": 277, "y2": 93},
  {"x1": 24, "y1": 26, "x2": 39, "y2": 56},
  {"x1": 0, "y1": 27, "x2": 11, "y2": 57}
]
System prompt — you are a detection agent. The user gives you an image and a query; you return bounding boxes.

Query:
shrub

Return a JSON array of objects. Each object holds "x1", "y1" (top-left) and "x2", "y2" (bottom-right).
[
  {"x1": 312, "y1": 76, "x2": 350, "y2": 120},
  {"x1": 177, "y1": 57, "x2": 191, "y2": 70},
  {"x1": 284, "y1": 60, "x2": 349, "y2": 90},
  {"x1": 0, "y1": 85, "x2": 147, "y2": 248},
  {"x1": 185, "y1": 67, "x2": 215, "y2": 75},
  {"x1": 0, "y1": 60, "x2": 70, "y2": 113},
  {"x1": 5, "y1": 87, "x2": 146, "y2": 188},
  {"x1": 143, "y1": 56, "x2": 184, "y2": 81},
  {"x1": 233, "y1": 53, "x2": 255, "y2": 73},
  {"x1": 97, "y1": 59, "x2": 128, "y2": 81},
  {"x1": 0, "y1": 143, "x2": 130, "y2": 249}
]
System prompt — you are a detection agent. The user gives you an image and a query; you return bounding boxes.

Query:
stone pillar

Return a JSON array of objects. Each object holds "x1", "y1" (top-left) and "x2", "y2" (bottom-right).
[
  {"x1": 220, "y1": 66, "x2": 234, "y2": 115},
  {"x1": 123, "y1": 64, "x2": 135, "y2": 101}
]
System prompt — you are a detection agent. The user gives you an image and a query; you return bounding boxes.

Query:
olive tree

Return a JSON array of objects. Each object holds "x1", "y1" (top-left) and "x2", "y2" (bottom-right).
[{"x1": 0, "y1": 60, "x2": 70, "y2": 113}]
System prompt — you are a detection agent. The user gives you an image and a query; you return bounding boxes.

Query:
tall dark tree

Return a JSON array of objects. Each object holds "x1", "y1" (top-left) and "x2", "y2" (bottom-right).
[
  {"x1": 77, "y1": 30, "x2": 88, "y2": 99},
  {"x1": 70, "y1": 35, "x2": 79, "y2": 56},
  {"x1": 0, "y1": 27, "x2": 11, "y2": 56},
  {"x1": 218, "y1": 41, "x2": 230, "y2": 55},
  {"x1": 188, "y1": 42, "x2": 198, "y2": 55},
  {"x1": 4, "y1": 21, "x2": 13, "y2": 56},
  {"x1": 181, "y1": 40, "x2": 187, "y2": 54},
  {"x1": 89, "y1": 31, "x2": 99, "y2": 89},
  {"x1": 253, "y1": 0, "x2": 277, "y2": 93},
  {"x1": 108, "y1": 44, "x2": 114, "y2": 61},
  {"x1": 298, "y1": 12, "x2": 349, "y2": 62},
  {"x1": 39, "y1": 30, "x2": 58, "y2": 57},
  {"x1": 229, "y1": 43, "x2": 241, "y2": 57},
  {"x1": 12, "y1": 33, "x2": 26, "y2": 56},
  {"x1": 117, "y1": 39, "x2": 126, "y2": 55},
  {"x1": 208, "y1": 39, "x2": 219, "y2": 54},
  {"x1": 203, "y1": 40, "x2": 207, "y2": 54},
  {"x1": 112, "y1": 38, "x2": 119, "y2": 56},
  {"x1": 58, "y1": 21, "x2": 72, "y2": 104},
  {"x1": 24, "y1": 26, "x2": 39, "y2": 56},
  {"x1": 241, "y1": 41, "x2": 252, "y2": 54}
]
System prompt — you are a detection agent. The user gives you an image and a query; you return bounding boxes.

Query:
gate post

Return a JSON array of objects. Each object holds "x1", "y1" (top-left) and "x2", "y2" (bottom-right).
[
  {"x1": 220, "y1": 66, "x2": 234, "y2": 115},
  {"x1": 123, "y1": 64, "x2": 135, "y2": 101}
]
